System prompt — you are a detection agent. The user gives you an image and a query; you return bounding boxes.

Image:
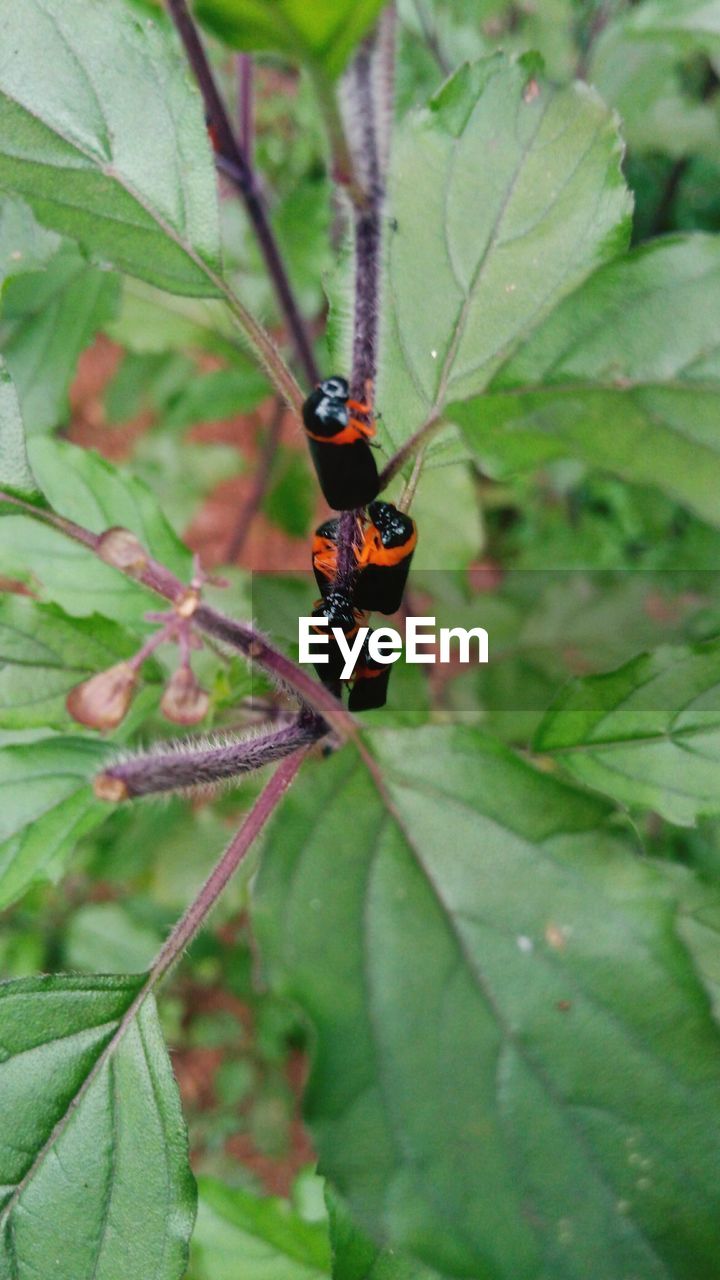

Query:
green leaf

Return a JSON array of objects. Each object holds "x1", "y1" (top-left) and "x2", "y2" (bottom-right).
[
  {"x1": 451, "y1": 235, "x2": 720, "y2": 528},
  {"x1": 0, "y1": 438, "x2": 191, "y2": 622},
  {"x1": 327, "y1": 1190, "x2": 439, "y2": 1280},
  {"x1": 0, "y1": 596, "x2": 160, "y2": 729},
  {"x1": 0, "y1": 973, "x2": 195, "y2": 1279},
  {"x1": 0, "y1": 735, "x2": 110, "y2": 909},
  {"x1": 194, "y1": 0, "x2": 386, "y2": 78},
  {"x1": 163, "y1": 366, "x2": 268, "y2": 428},
  {"x1": 64, "y1": 902, "x2": 163, "y2": 973},
  {"x1": 589, "y1": 27, "x2": 720, "y2": 159},
  {"x1": 376, "y1": 55, "x2": 632, "y2": 457},
  {"x1": 255, "y1": 727, "x2": 720, "y2": 1279},
  {"x1": 0, "y1": 358, "x2": 44, "y2": 507},
  {"x1": 0, "y1": 195, "x2": 59, "y2": 284},
  {"x1": 535, "y1": 638, "x2": 720, "y2": 827},
  {"x1": 189, "y1": 1177, "x2": 331, "y2": 1280},
  {"x1": 1, "y1": 243, "x2": 118, "y2": 434},
  {"x1": 0, "y1": 0, "x2": 222, "y2": 297},
  {"x1": 265, "y1": 449, "x2": 315, "y2": 539},
  {"x1": 409, "y1": 461, "x2": 483, "y2": 569},
  {"x1": 622, "y1": 0, "x2": 720, "y2": 49}
]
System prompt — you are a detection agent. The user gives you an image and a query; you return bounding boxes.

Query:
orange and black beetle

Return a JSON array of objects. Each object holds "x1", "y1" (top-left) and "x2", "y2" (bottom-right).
[{"x1": 302, "y1": 376, "x2": 379, "y2": 511}]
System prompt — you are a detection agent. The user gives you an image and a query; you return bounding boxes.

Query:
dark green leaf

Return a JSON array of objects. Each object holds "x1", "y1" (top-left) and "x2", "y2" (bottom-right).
[
  {"x1": 377, "y1": 56, "x2": 631, "y2": 456},
  {"x1": 0, "y1": 973, "x2": 195, "y2": 1279},
  {"x1": 328, "y1": 1190, "x2": 439, "y2": 1280},
  {"x1": 0, "y1": 735, "x2": 110, "y2": 909},
  {"x1": 452, "y1": 236, "x2": 720, "y2": 527},
  {"x1": 265, "y1": 449, "x2": 315, "y2": 539},
  {"x1": 0, "y1": 0, "x2": 222, "y2": 296},
  {"x1": 255, "y1": 728, "x2": 720, "y2": 1279}
]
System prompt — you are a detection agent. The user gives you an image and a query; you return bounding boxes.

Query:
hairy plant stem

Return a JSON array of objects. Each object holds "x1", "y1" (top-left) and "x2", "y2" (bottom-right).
[
  {"x1": 325, "y1": 22, "x2": 394, "y2": 605},
  {"x1": 149, "y1": 749, "x2": 306, "y2": 987},
  {"x1": 166, "y1": 0, "x2": 319, "y2": 389},
  {"x1": 0, "y1": 491, "x2": 357, "y2": 738},
  {"x1": 379, "y1": 412, "x2": 444, "y2": 489},
  {"x1": 97, "y1": 710, "x2": 324, "y2": 799}
]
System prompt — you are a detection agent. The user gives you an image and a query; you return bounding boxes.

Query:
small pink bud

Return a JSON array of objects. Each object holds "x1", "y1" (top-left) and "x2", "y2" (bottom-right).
[
  {"x1": 97, "y1": 527, "x2": 148, "y2": 576},
  {"x1": 160, "y1": 666, "x2": 210, "y2": 725},
  {"x1": 66, "y1": 662, "x2": 138, "y2": 731}
]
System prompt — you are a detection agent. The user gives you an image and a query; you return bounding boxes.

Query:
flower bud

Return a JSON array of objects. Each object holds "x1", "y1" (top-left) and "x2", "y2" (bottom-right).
[
  {"x1": 97, "y1": 527, "x2": 148, "y2": 577},
  {"x1": 66, "y1": 662, "x2": 138, "y2": 731},
  {"x1": 160, "y1": 666, "x2": 210, "y2": 725}
]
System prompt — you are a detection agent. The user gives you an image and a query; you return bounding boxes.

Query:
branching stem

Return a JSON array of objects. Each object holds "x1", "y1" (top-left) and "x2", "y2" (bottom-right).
[
  {"x1": 149, "y1": 749, "x2": 307, "y2": 988},
  {"x1": 166, "y1": 0, "x2": 319, "y2": 389},
  {"x1": 0, "y1": 490, "x2": 357, "y2": 738}
]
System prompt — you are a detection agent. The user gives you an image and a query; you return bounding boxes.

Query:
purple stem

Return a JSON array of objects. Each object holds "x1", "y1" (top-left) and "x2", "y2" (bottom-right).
[
  {"x1": 166, "y1": 0, "x2": 319, "y2": 389},
  {"x1": 0, "y1": 491, "x2": 357, "y2": 738},
  {"x1": 97, "y1": 712, "x2": 323, "y2": 799},
  {"x1": 148, "y1": 749, "x2": 306, "y2": 988},
  {"x1": 329, "y1": 26, "x2": 393, "y2": 601},
  {"x1": 226, "y1": 397, "x2": 283, "y2": 562},
  {"x1": 237, "y1": 53, "x2": 254, "y2": 165}
]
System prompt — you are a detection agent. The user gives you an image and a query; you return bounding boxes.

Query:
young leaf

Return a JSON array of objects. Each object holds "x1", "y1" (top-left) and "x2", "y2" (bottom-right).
[
  {"x1": 0, "y1": 735, "x2": 111, "y2": 910},
  {"x1": 194, "y1": 0, "x2": 386, "y2": 78},
  {"x1": 0, "y1": 596, "x2": 160, "y2": 730},
  {"x1": 535, "y1": 639, "x2": 720, "y2": 827},
  {"x1": 255, "y1": 728, "x2": 720, "y2": 1280},
  {"x1": 376, "y1": 55, "x2": 632, "y2": 455},
  {"x1": 0, "y1": 0, "x2": 222, "y2": 297},
  {"x1": 1, "y1": 242, "x2": 119, "y2": 434},
  {"x1": 451, "y1": 236, "x2": 720, "y2": 527},
  {"x1": 190, "y1": 1177, "x2": 331, "y2": 1280},
  {"x1": 0, "y1": 973, "x2": 195, "y2": 1280},
  {"x1": 0, "y1": 438, "x2": 191, "y2": 622},
  {"x1": 0, "y1": 359, "x2": 45, "y2": 507}
]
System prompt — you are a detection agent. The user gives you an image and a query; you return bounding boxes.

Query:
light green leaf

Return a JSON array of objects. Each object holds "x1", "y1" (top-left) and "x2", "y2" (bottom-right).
[
  {"x1": 189, "y1": 1177, "x2": 331, "y2": 1280},
  {"x1": 255, "y1": 727, "x2": 720, "y2": 1279},
  {"x1": 1, "y1": 243, "x2": 118, "y2": 433},
  {"x1": 0, "y1": 438, "x2": 191, "y2": 622},
  {"x1": 0, "y1": 596, "x2": 160, "y2": 729},
  {"x1": 409, "y1": 462, "x2": 483, "y2": 569},
  {"x1": 0, "y1": 0, "x2": 222, "y2": 297},
  {"x1": 590, "y1": 27, "x2": 720, "y2": 159},
  {"x1": 377, "y1": 55, "x2": 631, "y2": 457},
  {"x1": 64, "y1": 903, "x2": 163, "y2": 974},
  {"x1": 452, "y1": 235, "x2": 720, "y2": 527},
  {"x1": 0, "y1": 358, "x2": 44, "y2": 506},
  {"x1": 535, "y1": 639, "x2": 720, "y2": 827},
  {"x1": 622, "y1": 0, "x2": 720, "y2": 48},
  {"x1": 195, "y1": 0, "x2": 386, "y2": 78},
  {"x1": 0, "y1": 973, "x2": 195, "y2": 1280},
  {"x1": 0, "y1": 195, "x2": 59, "y2": 284},
  {"x1": 0, "y1": 735, "x2": 110, "y2": 909}
]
